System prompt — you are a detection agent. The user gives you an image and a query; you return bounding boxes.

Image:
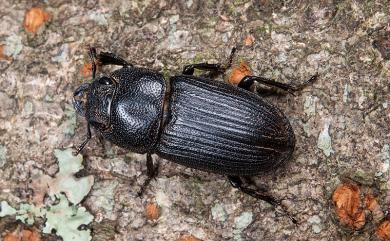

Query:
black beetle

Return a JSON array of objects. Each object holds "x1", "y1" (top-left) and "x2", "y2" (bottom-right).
[{"x1": 73, "y1": 47, "x2": 316, "y2": 223}]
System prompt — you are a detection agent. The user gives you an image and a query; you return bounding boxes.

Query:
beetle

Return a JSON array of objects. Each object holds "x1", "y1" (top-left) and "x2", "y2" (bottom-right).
[{"x1": 73, "y1": 47, "x2": 316, "y2": 223}]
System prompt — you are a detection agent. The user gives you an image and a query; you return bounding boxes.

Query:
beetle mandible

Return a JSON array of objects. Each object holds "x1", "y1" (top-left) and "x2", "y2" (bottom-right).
[{"x1": 73, "y1": 47, "x2": 317, "y2": 223}]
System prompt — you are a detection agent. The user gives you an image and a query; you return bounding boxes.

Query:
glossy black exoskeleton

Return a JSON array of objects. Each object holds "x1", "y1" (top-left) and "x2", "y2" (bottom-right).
[{"x1": 73, "y1": 47, "x2": 317, "y2": 223}]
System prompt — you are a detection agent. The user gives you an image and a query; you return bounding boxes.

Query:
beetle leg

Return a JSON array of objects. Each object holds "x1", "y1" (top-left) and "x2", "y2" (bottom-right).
[
  {"x1": 138, "y1": 153, "x2": 160, "y2": 197},
  {"x1": 238, "y1": 74, "x2": 318, "y2": 94},
  {"x1": 146, "y1": 153, "x2": 159, "y2": 178},
  {"x1": 183, "y1": 63, "x2": 225, "y2": 76},
  {"x1": 97, "y1": 50, "x2": 133, "y2": 68},
  {"x1": 228, "y1": 176, "x2": 297, "y2": 224},
  {"x1": 182, "y1": 47, "x2": 236, "y2": 76},
  {"x1": 74, "y1": 122, "x2": 92, "y2": 156}
]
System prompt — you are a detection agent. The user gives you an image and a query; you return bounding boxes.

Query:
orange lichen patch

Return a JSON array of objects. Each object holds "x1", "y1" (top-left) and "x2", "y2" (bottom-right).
[
  {"x1": 81, "y1": 63, "x2": 93, "y2": 77},
  {"x1": 376, "y1": 220, "x2": 390, "y2": 240},
  {"x1": 21, "y1": 230, "x2": 41, "y2": 241},
  {"x1": 4, "y1": 229, "x2": 41, "y2": 241},
  {"x1": 177, "y1": 235, "x2": 201, "y2": 241},
  {"x1": 243, "y1": 35, "x2": 255, "y2": 46},
  {"x1": 228, "y1": 62, "x2": 252, "y2": 85},
  {"x1": 145, "y1": 202, "x2": 160, "y2": 220},
  {"x1": 332, "y1": 183, "x2": 365, "y2": 229},
  {"x1": 3, "y1": 231, "x2": 18, "y2": 241},
  {"x1": 23, "y1": 7, "x2": 50, "y2": 34},
  {"x1": 364, "y1": 193, "x2": 380, "y2": 212},
  {"x1": 0, "y1": 45, "x2": 9, "y2": 60}
]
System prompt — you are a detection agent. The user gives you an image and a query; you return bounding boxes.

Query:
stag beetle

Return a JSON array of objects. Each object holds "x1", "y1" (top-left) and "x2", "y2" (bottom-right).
[{"x1": 73, "y1": 47, "x2": 317, "y2": 223}]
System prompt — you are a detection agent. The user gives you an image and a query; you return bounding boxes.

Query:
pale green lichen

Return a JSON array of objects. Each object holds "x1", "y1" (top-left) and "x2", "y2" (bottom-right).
[
  {"x1": 43, "y1": 194, "x2": 94, "y2": 241},
  {"x1": 308, "y1": 215, "x2": 322, "y2": 234},
  {"x1": 4, "y1": 34, "x2": 23, "y2": 57},
  {"x1": 0, "y1": 148, "x2": 94, "y2": 241},
  {"x1": 377, "y1": 144, "x2": 390, "y2": 176},
  {"x1": 0, "y1": 145, "x2": 7, "y2": 167},
  {"x1": 304, "y1": 95, "x2": 317, "y2": 117},
  {"x1": 317, "y1": 121, "x2": 333, "y2": 157},
  {"x1": 343, "y1": 84, "x2": 351, "y2": 103},
  {"x1": 89, "y1": 180, "x2": 118, "y2": 217},
  {"x1": 211, "y1": 203, "x2": 227, "y2": 222},
  {"x1": 233, "y1": 211, "x2": 253, "y2": 241},
  {"x1": 0, "y1": 200, "x2": 17, "y2": 217},
  {"x1": 15, "y1": 203, "x2": 45, "y2": 225},
  {"x1": 49, "y1": 149, "x2": 94, "y2": 204},
  {"x1": 63, "y1": 104, "x2": 77, "y2": 136},
  {"x1": 1, "y1": 202, "x2": 43, "y2": 225},
  {"x1": 89, "y1": 12, "x2": 110, "y2": 26},
  {"x1": 51, "y1": 44, "x2": 69, "y2": 63}
]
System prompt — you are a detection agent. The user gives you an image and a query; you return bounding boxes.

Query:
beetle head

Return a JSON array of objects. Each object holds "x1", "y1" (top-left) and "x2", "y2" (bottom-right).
[{"x1": 73, "y1": 75, "x2": 115, "y2": 130}]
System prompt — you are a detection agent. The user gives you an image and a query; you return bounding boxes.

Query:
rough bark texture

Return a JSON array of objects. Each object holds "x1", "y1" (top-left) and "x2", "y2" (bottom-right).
[{"x1": 0, "y1": 0, "x2": 389, "y2": 240}]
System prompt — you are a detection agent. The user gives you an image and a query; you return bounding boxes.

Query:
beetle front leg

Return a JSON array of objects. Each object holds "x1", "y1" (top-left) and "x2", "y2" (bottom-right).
[
  {"x1": 228, "y1": 176, "x2": 297, "y2": 224},
  {"x1": 238, "y1": 74, "x2": 318, "y2": 94},
  {"x1": 138, "y1": 153, "x2": 160, "y2": 196},
  {"x1": 89, "y1": 46, "x2": 133, "y2": 68},
  {"x1": 74, "y1": 122, "x2": 92, "y2": 156}
]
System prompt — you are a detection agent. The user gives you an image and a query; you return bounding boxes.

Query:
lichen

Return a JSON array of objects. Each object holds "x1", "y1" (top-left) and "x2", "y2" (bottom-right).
[
  {"x1": 211, "y1": 203, "x2": 227, "y2": 222},
  {"x1": 89, "y1": 12, "x2": 110, "y2": 26},
  {"x1": 233, "y1": 211, "x2": 253, "y2": 241},
  {"x1": 43, "y1": 194, "x2": 94, "y2": 241},
  {"x1": 0, "y1": 148, "x2": 94, "y2": 241},
  {"x1": 0, "y1": 145, "x2": 7, "y2": 167},
  {"x1": 380, "y1": 144, "x2": 389, "y2": 174},
  {"x1": 31, "y1": 149, "x2": 94, "y2": 205},
  {"x1": 304, "y1": 95, "x2": 317, "y2": 117},
  {"x1": 88, "y1": 180, "x2": 118, "y2": 218},
  {"x1": 4, "y1": 34, "x2": 23, "y2": 57},
  {"x1": 317, "y1": 121, "x2": 333, "y2": 157},
  {"x1": 62, "y1": 104, "x2": 77, "y2": 136},
  {"x1": 0, "y1": 200, "x2": 17, "y2": 217},
  {"x1": 308, "y1": 215, "x2": 322, "y2": 234},
  {"x1": 15, "y1": 203, "x2": 45, "y2": 225}
]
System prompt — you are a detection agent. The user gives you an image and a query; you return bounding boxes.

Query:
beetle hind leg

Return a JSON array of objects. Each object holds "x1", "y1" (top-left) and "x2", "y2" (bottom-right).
[
  {"x1": 138, "y1": 153, "x2": 160, "y2": 197},
  {"x1": 238, "y1": 74, "x2": 318, "y2": 94},
  {"x1": 228, "y1": 176, "x2": 297, "y2": 224}
]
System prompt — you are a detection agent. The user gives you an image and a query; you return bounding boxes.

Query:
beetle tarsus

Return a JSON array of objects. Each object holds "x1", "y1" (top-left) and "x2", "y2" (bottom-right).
[
  {"x1": 138, "y1": 153, "x2": 159, "y2": 197},
  {"x1": 228, "y1": 176, "x2": 297, "y2": 224}
]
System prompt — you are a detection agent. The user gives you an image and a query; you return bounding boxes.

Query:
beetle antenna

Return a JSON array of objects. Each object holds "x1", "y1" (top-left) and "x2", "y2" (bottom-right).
[
  {"x1": 74, "y1": 122, "x2": 92, "y2": 156},
  {"x1": 89, "y1": 46, "x2": 98, "y2": 79},
  {"x1": 227, "y1": 46, "x2": 237, "y2": 69}
]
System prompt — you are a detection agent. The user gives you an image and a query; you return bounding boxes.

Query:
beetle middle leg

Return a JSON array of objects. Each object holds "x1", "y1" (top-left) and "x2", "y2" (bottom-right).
[
  {"x1": 138, "y1": 153, "x2": 160, "y2": 196},
  {"x1": 238, "y1": 74, "x2": 318, "y2": 94},
  {"x1": 228, "y1": 176, "x2": 297, "y2": 224},
  {"x1": 182, "y1": 47, "x2": 236, "y2": 77}
]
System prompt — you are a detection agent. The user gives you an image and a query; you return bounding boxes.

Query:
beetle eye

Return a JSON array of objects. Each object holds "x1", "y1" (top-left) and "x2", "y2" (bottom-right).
[{"x1": 99, "y1": 77, "x2": 113, "y2": 85}]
